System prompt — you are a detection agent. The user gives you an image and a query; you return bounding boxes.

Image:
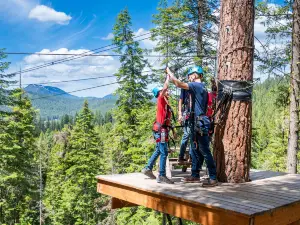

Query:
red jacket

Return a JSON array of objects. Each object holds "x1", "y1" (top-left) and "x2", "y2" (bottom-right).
[{"x1": 206, "y1": 92, "x2": 217, "y2": 118}]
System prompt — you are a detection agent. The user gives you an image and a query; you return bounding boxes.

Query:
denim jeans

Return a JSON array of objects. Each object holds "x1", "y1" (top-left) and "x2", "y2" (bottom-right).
[
  {"x1": 179, "y1": 123, "x2": 190, "y2": 159},
  {"x1": 190, "y1": 134, "x2": 216, "y2": 180},
  {"x1": 146, "y1": 132, "x2": 168, "y2": 176},
  {"x1": 179, "y1": 123, "x2": 204, "y2": 170}
]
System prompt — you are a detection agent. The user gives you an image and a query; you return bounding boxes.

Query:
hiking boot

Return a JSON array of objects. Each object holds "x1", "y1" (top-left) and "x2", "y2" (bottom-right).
[
  {"x1": 156, "y1": 176, "x2": 174, "y2": 184},
  {"x1": 181, "y1": 176, "x2": 201, "y2": 183},
  {"x1": 177, "y1": 158, "x2": 187, "y2": 164},
  {"x1": 141, "y1": 168, "x2": 156, "y2": 179},
  {"x1": 202, "y1": 179, "x2": 218, "y2": 187}
]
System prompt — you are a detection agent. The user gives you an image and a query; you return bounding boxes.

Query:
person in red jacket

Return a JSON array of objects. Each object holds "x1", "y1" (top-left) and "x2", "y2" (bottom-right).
[{"x1": 142, "y1": 75, "x2": 175, "y2": 184}]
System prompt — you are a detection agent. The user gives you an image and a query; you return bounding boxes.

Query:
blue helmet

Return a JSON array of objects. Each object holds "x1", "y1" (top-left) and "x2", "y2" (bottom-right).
[
  {"x1": 152, "y1": 87, "x2": 160, "y2": 98},
  {"x1": 187, "y1": 66, "x2": 204, "y2": 78}
]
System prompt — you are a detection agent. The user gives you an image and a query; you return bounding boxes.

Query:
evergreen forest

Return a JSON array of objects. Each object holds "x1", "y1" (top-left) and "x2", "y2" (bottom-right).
[{"x1": 0, "y1": 0, "x2": 299, "y2": 224}]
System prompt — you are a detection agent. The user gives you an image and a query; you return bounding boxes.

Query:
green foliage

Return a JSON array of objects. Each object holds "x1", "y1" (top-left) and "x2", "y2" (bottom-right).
[
  {"x1": 0, "y1": 49, "x2": 15, "y2": 115},
  {"x1": 44, "y1": 101, "x2": 109, "y2": 224},
  {"x1": 252, "y1": 78, "x2": 289, "y2": 171},
  {"x1": 116, "y1": 207, "x2": 162, "y2": 225},
  {"x1": 0, "y1": 89, "x2": 38, "y2": 224},
  {"x1": 255, "y1": 1, "x2": 292, "y2": 78},
  {"x1": 1, "y1": 1, "x2": 299, "y2": 224},
  {"x1": 151, "y1": 0, "x2": 219, "y2": 82},
  {"x1": 112, "y1": 8, "x2": 151, "y2": 123},
  {"x1": 105, "y1": 8, "x2": 153, "y2": 176}
]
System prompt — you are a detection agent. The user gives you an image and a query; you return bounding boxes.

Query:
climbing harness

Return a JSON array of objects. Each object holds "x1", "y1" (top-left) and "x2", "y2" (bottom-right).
[
  {"x1": 152, "y1": 98, "x2": 177, "y2": 152},
  {"x1": 187, "y1": 89, "x2": 209, "y2": 165}
]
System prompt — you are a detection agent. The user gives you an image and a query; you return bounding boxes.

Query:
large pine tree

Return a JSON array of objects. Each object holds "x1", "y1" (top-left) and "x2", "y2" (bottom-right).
[
  {"x1": 108, "y1": 8, "x2": 152, "y2": 173},
  {"x1": 112, "y1": 8, "x2": 151, "y2": 122},
  {"x1": 287, "y1": 0, "x2": 300, "y2": 174},
  {"x1": 213, "y1": 0, "x2": 255, "y2": 183},
  {"x1": 0, "y1": 89, "x2": 38, "y2": 224},
  {"x1": 45, "y1": 101, "x2": 107, "y2": 224}
]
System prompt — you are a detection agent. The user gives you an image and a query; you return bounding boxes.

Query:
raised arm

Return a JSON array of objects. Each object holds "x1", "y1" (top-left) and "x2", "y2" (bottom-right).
[
  {"x1": 160, "y1": 74, "x2": 170, "y2": 96},
  {"x1": 166, "y1": 67, "x2": 189, "y2": 90}
]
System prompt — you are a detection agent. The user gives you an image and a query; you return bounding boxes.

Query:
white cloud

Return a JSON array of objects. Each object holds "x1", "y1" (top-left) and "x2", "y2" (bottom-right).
[
  {"x1": 28, "y1": 5, "x2": 72, "y2": 25},
  {"x1": 134, "y1": 28, "x2": 157, "y2": 49},
  {"x1": 0, "y1": 0, "x2": 37, "y2": 21},
  {"x1": 101, "y1": 33, "x2": 114, "y2": 40}
]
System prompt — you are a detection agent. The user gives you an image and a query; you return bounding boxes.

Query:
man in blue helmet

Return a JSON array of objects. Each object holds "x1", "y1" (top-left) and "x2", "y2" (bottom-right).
[
  {"x1": 142, "y1": 75, "x2": 175, "y2": 184},
  {"x1": 167, "y1": 66, "x2": 218, "y2": 187}
]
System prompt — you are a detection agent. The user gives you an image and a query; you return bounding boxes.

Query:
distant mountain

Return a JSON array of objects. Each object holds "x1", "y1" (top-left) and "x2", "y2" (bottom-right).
[
  {"x1": 25, "y1": 85, "x2": 117, "y2": 119},
  {"x1": 101, "y1": 94, "x2": 116, "y2": 100},
  {"x1": 25, "y1": 84, "x2": 77, "y2": 99}
]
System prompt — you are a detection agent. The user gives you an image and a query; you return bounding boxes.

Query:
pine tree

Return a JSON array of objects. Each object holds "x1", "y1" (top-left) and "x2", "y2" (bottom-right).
[
  {"x1": 45, "y1": 101, "x2": 108, "y2": 224},
  {"x1": 44, "y1": 127, "x2": 71, "y2": 225},
  {"x1": 213, "y1": 0, "x2": 255, "y2": 183},
  {"x1": 287, "y1": 0, "x2": 300, "y2": 174},
  {"x1": 151, "y1": 0, "x2": 219, "y2": 80},
  {"x1": 152, "y1": 0, "x2": 191, "y2": 77},
  {"x1": 0, "y1": 89, "x2": 38, "y2": 224},
  {"x1": 94, "y1": 110, "x2": 104, "y2": 126},
  {"x1": 112, "y1": 8, "x2": 151, "y2": 124},
  {"x1": 36, "y1": 130, "x2": 54, "y2": 224},
  {"x1": 104, "y1": 111, "x2": 113, "y2": 124},
  {"x1": 0, "y1": 49, "x2": 15, "y2": 117},
  {"x1": 108, "y1": 8, "x2": 152, "y2": 173}
]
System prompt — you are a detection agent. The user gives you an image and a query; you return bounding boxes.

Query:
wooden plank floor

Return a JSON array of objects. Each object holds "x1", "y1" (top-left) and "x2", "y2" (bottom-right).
[{"x1": 97, "y1": 170, "x2": 300, "y2": 225}]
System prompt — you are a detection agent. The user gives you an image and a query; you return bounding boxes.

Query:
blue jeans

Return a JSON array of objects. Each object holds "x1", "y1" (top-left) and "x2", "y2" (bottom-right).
[
  {"x1": 190, "y1": 134, "x2": 216, "y2": 180},
  {"x1": 179, "y1": 123, "x2": 190, "y2": 159},
  {"x1": 179, "y1": 123, "x2": 204, "y2": 170},
  {"x1": 146, "y1": 132, "x2": 168, "y2": 176}
]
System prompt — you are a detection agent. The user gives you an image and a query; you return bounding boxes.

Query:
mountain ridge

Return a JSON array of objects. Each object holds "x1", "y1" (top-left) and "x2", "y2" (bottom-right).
[{"x1": 25, "y1": 84, "x2": 117, "y2": 119}]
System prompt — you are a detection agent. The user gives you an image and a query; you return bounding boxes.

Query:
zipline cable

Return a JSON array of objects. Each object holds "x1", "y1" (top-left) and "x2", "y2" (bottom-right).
[
  {"x1": 7, "y1": 22, "x2": 213, "y2": 76},
  {"x1": 10, "y1": 75, "x2": 117, "y2": 86},
  {"x1": 11, "y1": 67, "x2": 170, "y2": 86},
  {"x1": 3, "y1": 52, "x2": 215, "y2": 58},
  {"x1": 9, "y1": 36, "x2": 152, "y2": 75}
]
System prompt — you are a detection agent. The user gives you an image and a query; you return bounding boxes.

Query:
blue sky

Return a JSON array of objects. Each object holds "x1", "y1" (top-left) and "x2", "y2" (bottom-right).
[
  {"x1": 0, "y1": 0, "x2": 160, "y2": 97},
  {"x1": 1, "y1": 0, "x2": 157, "y2": 60},
  {"x1": 0, "y1": 0, "x2": 288, "y2": 97}
]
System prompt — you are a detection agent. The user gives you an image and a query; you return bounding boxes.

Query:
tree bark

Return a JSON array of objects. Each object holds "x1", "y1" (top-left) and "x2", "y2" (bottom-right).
[
  {"x1": 287, "y1": 0, "x2": 300, "y2": 174},
  {"x1": 197, "y1": 0, "x2": 204, "y2": 62},
  {"x1": 213, "y1": 0, "x2": 255, "y2": 183}
]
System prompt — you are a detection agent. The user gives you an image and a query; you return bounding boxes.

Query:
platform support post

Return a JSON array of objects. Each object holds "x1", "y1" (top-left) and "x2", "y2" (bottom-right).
[
  {"x1": 177, "y1": 218, "x2": 183, "y2": 225},
  {"x1": 162, "y1": 213, "x2": 173, "y2": 225}
]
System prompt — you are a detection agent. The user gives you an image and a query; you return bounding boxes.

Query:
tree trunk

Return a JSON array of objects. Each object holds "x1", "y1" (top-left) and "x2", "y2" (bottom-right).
[
  {"x1": 197, "y1": 0, "x2": 204, "y2": 63},
  {"x1": 287, "y1": 0, "x2": 300, "y2": 174},
  {"x1": 213, "y1": 0, "x2": 254, "y2": 183}
]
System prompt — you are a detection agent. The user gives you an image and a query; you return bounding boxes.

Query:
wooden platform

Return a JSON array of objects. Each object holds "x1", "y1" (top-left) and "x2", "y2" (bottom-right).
[{"x1": 96, "y1": 170, "x2": 300, "y2": 225}]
